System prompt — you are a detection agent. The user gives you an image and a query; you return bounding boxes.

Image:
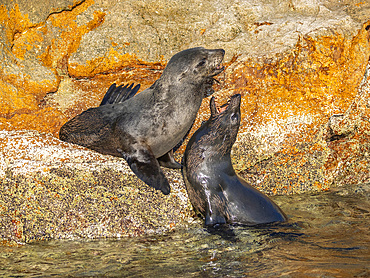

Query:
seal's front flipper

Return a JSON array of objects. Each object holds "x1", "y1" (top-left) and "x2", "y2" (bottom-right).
[
  {"x1": 158, "y1": 149, "x2": 182, "y2": 169},
  {"x1": 205, "y1": 213, "x2": 227, "y2": 226},
  {"x1": 122, "y1": 147, "x2": 171, "y2": 195},
  {"x1": 204, "y1": 190, "x2": 228, "y2": 226},
  {"x1": 206, "y1": 224, "x2": 238, "y2": 242}
]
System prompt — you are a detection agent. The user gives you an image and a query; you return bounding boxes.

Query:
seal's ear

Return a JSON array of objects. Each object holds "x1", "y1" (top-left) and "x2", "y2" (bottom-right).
[
  {"x1": 210, "y1": 97, "x2": 218, "y2": 117},
  {"x1": 178, "y1": 67, "x2": 189, "y2": 82}
]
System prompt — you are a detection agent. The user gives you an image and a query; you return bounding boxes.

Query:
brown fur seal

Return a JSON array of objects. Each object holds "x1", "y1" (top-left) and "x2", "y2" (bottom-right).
[
  {"x1": 59, "y1": 47, "x2": 225, "y2": 195},
  {"x1": 182, "y1": 94, "x2": 287, "y2": 225}
]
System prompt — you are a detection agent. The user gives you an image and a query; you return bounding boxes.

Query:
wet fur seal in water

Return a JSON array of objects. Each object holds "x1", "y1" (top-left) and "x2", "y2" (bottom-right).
[
  {"x1": 182, "y1": 94, "x2": 287, "y2": 226},
  {"x1": 59, "y1": 47, "x2": 225, "y2": 195}
]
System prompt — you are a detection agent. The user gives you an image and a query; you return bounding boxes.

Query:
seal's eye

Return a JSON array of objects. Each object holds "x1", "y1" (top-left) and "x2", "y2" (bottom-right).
[
  {"x1": 231, "y1": 113, "x2": 239, "y2": 123},
  {"x1": 196, "y1": 59, "x2": 206, "y2": 68}
]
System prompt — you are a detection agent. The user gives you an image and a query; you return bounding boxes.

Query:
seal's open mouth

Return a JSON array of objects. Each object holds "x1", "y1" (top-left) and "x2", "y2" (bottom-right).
[
  {"x1": 214, "y1": 94, "x2": 241, "y2": 114},
  {"x1": 213, "y1": 97, "x2": 229, "y2": 114},
  {"x1": 209, "y1": 49, "x2": 225, "y2": 77},
  {"x1": 210, "y1": 63, "x2": 225, "y2": 77},
  {"x1": 203, "y1": 63, "x2": 224, "y2": 97}
]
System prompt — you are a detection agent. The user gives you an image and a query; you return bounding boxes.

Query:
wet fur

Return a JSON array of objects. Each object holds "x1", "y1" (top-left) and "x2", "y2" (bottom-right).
[{"x1": 182, "y1": 94, "x2": 287, "y2": 225}]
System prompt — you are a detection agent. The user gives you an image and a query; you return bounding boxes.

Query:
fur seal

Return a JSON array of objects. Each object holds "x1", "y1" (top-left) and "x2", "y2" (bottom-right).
[
  {"x1": 59, "y1": 47, "x2": 225, "y2": 195},
  {"x1": 182, "y1": 94, "x2": 287, "y2": 225}
]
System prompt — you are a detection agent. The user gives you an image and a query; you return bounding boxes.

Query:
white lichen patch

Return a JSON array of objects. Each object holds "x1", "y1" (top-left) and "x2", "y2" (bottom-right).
[
  {"x1": 238, "y1": 111, "x2": 314, "y2": 157},
  {"x1": 0, "y1": 130, "x2": 131, "y2": 177}
]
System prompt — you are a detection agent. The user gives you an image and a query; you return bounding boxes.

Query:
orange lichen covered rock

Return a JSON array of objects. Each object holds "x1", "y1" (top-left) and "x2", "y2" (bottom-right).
[
  {"x1": 0, "y1": 0, "x2": 107, "y2": 134},
  {"x1": 0, "y1": 2, "x2": 61, "y2": 126},
  {"x1": 227, "y1": 23, "x2": 370, "y2": 129},
  {"x1": 0, "y1": 107, "x2": 67, "y2": 137},
  {"x1": 0, "y1": 0, "x2": 370, "y2": 243},
  {"x1": 323, "y1": 61, "x2": 370, "y2": 186},
  {"x1": 1, "y1": 0, "x2": 369, "y2": 136}
]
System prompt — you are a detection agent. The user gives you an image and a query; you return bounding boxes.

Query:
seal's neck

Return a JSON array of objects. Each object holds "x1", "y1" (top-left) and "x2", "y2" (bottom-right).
[
  {"x1": 199, "y1": 151, "x2": 236, "y2": 176},
  {"x1": 217, "y1": 153, "x2": 235, "y2": 171},
  {"x1": 153, "y1": 78, "x2": 204, "y2": 104}
]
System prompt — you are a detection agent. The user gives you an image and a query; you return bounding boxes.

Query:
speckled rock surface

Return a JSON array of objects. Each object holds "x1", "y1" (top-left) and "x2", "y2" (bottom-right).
[
  {"x1": 0, "y1": 0, "x2": 370, "y2": 244},
  {"x1": 234, "y1": 62, "x2": 370, "y2": 194},
  {"x1": 0, "y1": 131, "x2": 193, "y2": 246}
]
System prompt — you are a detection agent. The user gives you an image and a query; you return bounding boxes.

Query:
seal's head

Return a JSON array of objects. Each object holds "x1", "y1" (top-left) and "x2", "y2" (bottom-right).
[
  {"x1": 161, "y1": 47, "x2": 225, "y2": 87},
  {"x1": 186, "y1": 94, "x2": 241, "y2": 167},
  {"x1": 206, "y1": 94, "x2": 241, "y2": 155}
]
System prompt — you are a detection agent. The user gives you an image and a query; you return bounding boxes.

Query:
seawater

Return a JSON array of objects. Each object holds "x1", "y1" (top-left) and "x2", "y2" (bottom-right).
[{"x1": 1, "y1": 183, "x2": 369, "y2": 277}]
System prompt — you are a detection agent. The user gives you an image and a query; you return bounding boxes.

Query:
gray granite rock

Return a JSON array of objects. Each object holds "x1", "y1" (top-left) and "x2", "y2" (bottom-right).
[{"x1": 69, "y1": 0, "x2": 369, "y2": 69}]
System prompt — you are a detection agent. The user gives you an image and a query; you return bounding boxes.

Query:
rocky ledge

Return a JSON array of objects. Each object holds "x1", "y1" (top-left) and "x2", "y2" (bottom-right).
[
  {"x1": 0, "y1": 0, "x2": 370, "y2": 245},
  {"x1": 0, "y1": 131, "x2": 193, "y2": 246}
]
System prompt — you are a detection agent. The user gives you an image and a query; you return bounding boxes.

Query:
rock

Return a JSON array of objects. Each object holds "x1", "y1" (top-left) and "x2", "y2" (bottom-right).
[
  {"x1": 0, "y1": 1, "x2": 62, "y2": 131},
  {"x1": 234, "y1": 60, "x2": 370, "y2": 194},
  {"x1": 0, "y1": 0, "x2": 370, "y2": 243},
  {"x1": 0, "y1": 130, "x2": 193, "y2": 245},
  {"x1": 1, "y1": 0, "x2": 369, "y2": 132},
  {"x1": 1, "y1": 0, "x2": 82, "y2": 25},
  {"x1": 324, "y1": 61, "x2": 370, "y2": 186}
]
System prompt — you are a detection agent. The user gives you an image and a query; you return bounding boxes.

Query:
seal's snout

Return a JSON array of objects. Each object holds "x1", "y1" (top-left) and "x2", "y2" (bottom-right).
[
  {"x1": 210, "y1": 49, "x2": 225, "y2": 71},
  {"x1": 216, "y1": 49, "x2": 225, "y2": 63},
  {"x1": 230, "y1": 94, "x2": 241, "y2": 107},
  {"x1": 214, "y1": 49, "x2": 225, "y2": 56}
]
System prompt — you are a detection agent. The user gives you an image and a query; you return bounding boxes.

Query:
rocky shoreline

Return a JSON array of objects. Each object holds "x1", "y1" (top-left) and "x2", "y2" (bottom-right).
[{"x1": 1, "y1": 0, "x2": 369, "y2": 245}]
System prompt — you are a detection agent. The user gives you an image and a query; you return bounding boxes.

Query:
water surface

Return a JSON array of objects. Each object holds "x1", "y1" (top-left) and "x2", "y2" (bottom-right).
[{"x1": 1, "y1": 183, "x2": 369, "y2": 277}]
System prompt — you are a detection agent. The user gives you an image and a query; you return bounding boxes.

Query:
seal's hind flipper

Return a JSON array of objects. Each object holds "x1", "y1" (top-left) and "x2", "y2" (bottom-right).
[
  {"x1": 100, "y1": 83, "x2": 140, "y2": 106},
  {"x1": 121, "y1": 147, "x2": 171, "y2": 195},
  {"x1": 158, "y1": 149, "x2": 182, "y2": 169}
]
